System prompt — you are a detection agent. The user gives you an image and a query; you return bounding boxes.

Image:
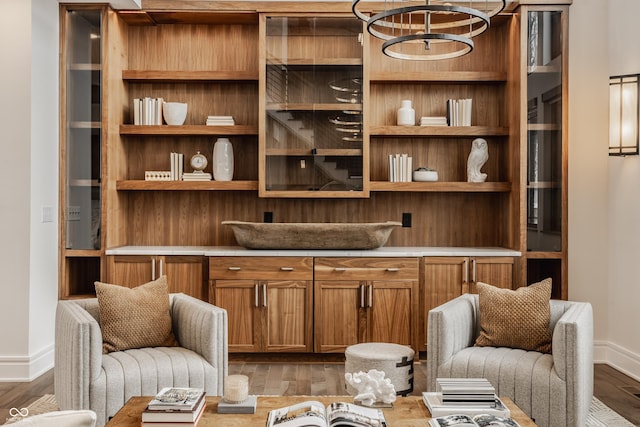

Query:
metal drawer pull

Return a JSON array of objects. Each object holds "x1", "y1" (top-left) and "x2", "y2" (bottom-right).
[
  {"x1": 334, "y1": 267, "x2": 347, "y2": 272},
  {"x1": 255, "y1": 284, "x2": 259, "y2": 308},
  {"x1": 368, "y1": 284, "x2": 373, "y2": 307},
  {"x1": 280, "y1": 267, "x2": 294, "y2": 271},
  {"x1": 386, "y1": 267, "x2": 400, "y2": 272},
  {"x1": 263, "y1": 284, "x2": 267, "y2": 307},
  {"x1": 360, "y1": 284, "x2": 365, "y2": 308},
  {"x1": 228, "y1": 266, "x2": 241, "y2": 271}
]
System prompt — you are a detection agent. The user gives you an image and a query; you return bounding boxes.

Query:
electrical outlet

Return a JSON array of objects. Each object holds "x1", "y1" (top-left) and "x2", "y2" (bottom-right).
[
  {"x1": 68, "y1": 206, "x2": 81, "y2": 221},
  {"x1": 41, "y1": 206, "x2": 53, "y2": 223},
  {"x1": 264, "y1": 212, "x2": 273, "y2": 223},
  {"x1": 402, "y1": 212, "x2": 412, "y2": 227}
]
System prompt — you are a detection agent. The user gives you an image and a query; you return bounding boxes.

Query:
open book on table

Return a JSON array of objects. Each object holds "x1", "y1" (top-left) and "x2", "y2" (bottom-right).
[
  {"x1": 429, "y1": 413, "x2": 521, "y2": 427},
  {"x1": 266, "y1": 401, "x2": 387, "y2": 427}
]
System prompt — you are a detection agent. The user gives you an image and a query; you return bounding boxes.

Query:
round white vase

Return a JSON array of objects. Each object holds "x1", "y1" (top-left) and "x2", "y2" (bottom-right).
[
  {"x1": 397, "y1": 99, "x2": 415, "y2": 126},
  {"x1": 213, "y1": 138, "x2": 234, "y2": 181}
]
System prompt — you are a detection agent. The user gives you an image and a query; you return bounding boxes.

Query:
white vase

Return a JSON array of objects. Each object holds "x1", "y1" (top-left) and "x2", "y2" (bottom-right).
[
  {"x1": 397, "y1": 99, "x2": 415, "y2": 126},
  {"x1": 213, "y1": 138, "x2": 234, "y2": 181}
]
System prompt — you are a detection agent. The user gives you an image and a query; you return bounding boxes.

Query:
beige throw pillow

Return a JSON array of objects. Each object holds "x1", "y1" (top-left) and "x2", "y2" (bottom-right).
[
  {"x1": 95, "y1": 276, "x2": 178, "y2": 353},
  {"x1": 475, "y1": 278, "x2": 553, "y2": 353}
]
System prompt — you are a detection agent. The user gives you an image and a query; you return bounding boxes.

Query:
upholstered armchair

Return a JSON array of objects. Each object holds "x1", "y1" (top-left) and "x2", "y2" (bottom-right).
[
  {"x1": 54, "y1": 293, "x2": 228, "y2": 427},
  {"x1": 427, "y1": 294, "x2": 593, "y2": 427}
]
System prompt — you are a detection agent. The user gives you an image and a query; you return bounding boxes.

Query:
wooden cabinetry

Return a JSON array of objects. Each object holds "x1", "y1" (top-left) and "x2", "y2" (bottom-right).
[
  {"x1": 521, "y1": 5, "x2": 569, "y2": 299},
  {"x1": 260, "y1": 14, "x2": 365, "y2": 197},
  {"x1": 107, "y1": 255, "x2": 207, "y2": 300},
  {"x1": 314, "y1": 257, "x2": 419, "y2": 353},
  {"x1": 422, "y1": 256, "x2": 514, "y2": 349},
  {"x1": 365, "y1": 14, "x2": 517, "y2": 194},
  {"x1": 209, "y1": 257, "x2": 313, "y2": 353},
  {"x1": 59, "y1": 6, "x2": 105, "y2": 298}
]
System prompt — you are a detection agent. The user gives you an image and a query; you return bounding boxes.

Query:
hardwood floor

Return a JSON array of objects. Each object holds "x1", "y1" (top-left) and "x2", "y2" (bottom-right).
[{"x1": 1, "y1": 364, "x2": 638, "y2": 425}]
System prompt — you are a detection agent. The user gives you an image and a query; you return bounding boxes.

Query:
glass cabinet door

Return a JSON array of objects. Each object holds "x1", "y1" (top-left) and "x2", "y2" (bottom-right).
[
  {"x1": 523, "y1": 6, "x2": 568, "y2": 299},
  {"x1": 60, "y1": 6, "x2": 104, "y2": 298},
  {"x1": 64, "y1": 8, "x2": 102, "y2": 250},
  {"x1": 260, "y1": 15, "x2": 365, "y2": 197},
  {"x1": 526, "y1": 9, "x2": 564, "y2": 252}
]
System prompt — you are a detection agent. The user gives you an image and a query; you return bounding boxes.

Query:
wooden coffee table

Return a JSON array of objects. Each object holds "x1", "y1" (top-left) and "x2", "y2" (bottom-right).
[{"x1": 106, "y1": 395, "x2": 537, "y2": 426}]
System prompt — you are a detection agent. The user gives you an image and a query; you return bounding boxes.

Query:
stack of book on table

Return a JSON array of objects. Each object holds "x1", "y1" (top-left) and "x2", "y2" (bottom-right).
[
  {"x1": 142, "y1": 387, "x2": 206, "y2": 426},
  {"x1": 206, "y1": 116, "x2": 235, "y2": 126},
  {"x1": 422, "y1": 378, "x2": 511, "y2": 418}
]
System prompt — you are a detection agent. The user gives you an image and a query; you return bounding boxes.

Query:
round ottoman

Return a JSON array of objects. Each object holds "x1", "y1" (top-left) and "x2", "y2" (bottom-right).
[{"x1": 345, "y1": 342, "x2": 415, "y2": 396}]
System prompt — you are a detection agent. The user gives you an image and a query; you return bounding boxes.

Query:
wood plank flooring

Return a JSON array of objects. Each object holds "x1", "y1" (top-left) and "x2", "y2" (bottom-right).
[{"x1": 0, "y1": 364, "x2": 638, "y2": 425}]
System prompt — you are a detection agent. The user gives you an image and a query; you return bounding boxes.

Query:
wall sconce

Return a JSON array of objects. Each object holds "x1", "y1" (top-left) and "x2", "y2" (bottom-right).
[{"x1": 610, "y1": 74, "x2": 640, "y2": 156}]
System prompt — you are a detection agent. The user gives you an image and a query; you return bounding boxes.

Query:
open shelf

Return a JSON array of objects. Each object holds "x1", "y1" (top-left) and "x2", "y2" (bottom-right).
[
  {"x1": 266, "y1": 148, "x2": 362, "y2": 156},
  {"x1": 370, "y1": 181, "x2": 512, "y2": 192},
  {"x1": 122, "y1": 70, "x2": 259, "y2": 82},
  {"x1": 370, "y1": 126, "x2": 509, "y2": 137},
  {"x1": 370, "y1": 71, "x2": 507, "y2": 83},
  {"x1": 267, "y1": 103, "x2": 362, "y2": 112},
  {"x1": 119, "y1": 125, "x2": 258, "y2": 136},
  {"x1": 116, "y1": 180, "x2": 258, "y2": 191},
  {"x1": 266, "y1": 58, "x2": 362, "y2": 66}
]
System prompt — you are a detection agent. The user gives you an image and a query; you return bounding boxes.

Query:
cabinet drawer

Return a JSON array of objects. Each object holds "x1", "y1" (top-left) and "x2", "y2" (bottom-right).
[
  {"x1": 210, "y1": 257, "x2": 313, "y2": 280},
  {"x1": 314, "y1": 257, "x2": 418, "y2": 281}
]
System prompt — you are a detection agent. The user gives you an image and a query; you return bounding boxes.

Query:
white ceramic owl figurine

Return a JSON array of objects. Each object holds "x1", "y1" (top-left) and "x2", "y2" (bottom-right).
[{"x1": 467, "y1": 138, "x2": 489, "y2": 182}]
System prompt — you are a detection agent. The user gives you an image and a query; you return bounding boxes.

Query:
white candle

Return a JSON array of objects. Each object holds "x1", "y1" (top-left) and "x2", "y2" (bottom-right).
[{"x1": 223, "y1": 375, "x2": 249, "y2": 404}]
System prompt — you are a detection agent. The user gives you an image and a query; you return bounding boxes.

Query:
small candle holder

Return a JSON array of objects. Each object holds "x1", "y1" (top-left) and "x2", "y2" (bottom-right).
[{"x1": 223, "y1": 375, "x2": 249, "y2": 404}]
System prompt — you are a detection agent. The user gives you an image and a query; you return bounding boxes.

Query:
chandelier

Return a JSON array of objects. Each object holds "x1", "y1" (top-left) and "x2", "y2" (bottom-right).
[{"x1": 352, "y1": 0, "x2": 506, "y2": 60}]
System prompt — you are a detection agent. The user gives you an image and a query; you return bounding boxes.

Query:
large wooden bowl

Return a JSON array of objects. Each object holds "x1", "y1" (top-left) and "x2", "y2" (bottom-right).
[{"x1": 222, "y1": 221, "x2": 402, "y2": 249}]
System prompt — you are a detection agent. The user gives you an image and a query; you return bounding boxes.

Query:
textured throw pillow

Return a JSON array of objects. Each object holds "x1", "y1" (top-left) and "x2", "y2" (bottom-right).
[
  {"x1": 475, "y1": 278, "x2": 553, "y2": 353},
  {"x1": 95, "y1": 276, "x2": 178, "y2": 353}
]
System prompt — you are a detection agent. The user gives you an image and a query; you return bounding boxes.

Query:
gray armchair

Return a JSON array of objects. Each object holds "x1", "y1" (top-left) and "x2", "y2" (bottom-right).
[
  {"x1": 427, "y1": 294, "x2": 593, "y2": 427},
  {"x1": 54, "y1": 293, "x2": 228, "y2": 427}
]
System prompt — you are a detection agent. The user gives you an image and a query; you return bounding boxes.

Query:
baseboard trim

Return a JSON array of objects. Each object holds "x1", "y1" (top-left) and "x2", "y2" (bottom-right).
[
  {"x1": 0, "y1": 344, "x2": 54, "y2": 382},
  {"x1": 594, "y1": 339, "x2": 640, "y2": 382}
]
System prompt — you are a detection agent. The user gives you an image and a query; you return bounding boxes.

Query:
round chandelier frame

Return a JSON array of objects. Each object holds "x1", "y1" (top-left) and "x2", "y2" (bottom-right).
[{"x1": 352, "y1": 0, "x2": 506, "y2": 61}]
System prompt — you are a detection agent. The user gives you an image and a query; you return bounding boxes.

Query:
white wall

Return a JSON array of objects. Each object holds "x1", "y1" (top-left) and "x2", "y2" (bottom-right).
[
  {"x1": 29, "y1": 0, "x2": 60, "y2": 378},
  {"x1": 567, "y1": 0, "x2": 611, "y2": 358},
  {"x1": 0, "y1": 0, "x2": 58, "y2": 381},
  {"x1": 604, "y1": 0, "x2": 640, "y2": 380}
]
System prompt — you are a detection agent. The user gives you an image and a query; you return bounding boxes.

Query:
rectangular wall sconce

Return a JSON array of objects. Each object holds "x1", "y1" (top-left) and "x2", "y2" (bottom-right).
[{"x1": 610, "y1": 74, "x2": 640, "y2": 156}]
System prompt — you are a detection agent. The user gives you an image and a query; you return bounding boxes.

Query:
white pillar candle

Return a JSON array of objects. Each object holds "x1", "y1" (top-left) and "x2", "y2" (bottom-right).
[{"x1": 223, "y1": 374, "x2": 249, "y2": 404}]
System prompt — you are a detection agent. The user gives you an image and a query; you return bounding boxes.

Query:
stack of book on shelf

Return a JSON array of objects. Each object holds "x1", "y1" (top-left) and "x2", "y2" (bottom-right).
[
  {"x1": 183, "y1": 171, "x2": 212, "y2": 181},
  {"x1": 142, "y1": 387, "x2": 206, "y2": 426},
  {"x1": 133, "y1": 97, "x2": 164, "y2": 125},
  {"x1": 206, "y1": 116, "x2": 235, "y2": 126},
  {"x1": 388, "y1": 153, "x2": 413, "y2": 182},
  {"x1": 420, "y1": 116, "x2": 448, "y2": 126},
  {"x1": 446, "y1": 98, "x2": 473, "y2": 126},
  {"x1": 170, "y1": 152, "x2": 184, "y2": 181},
  {"x1": 422, "y1": 378, "x2": 511, "y2": 418}
]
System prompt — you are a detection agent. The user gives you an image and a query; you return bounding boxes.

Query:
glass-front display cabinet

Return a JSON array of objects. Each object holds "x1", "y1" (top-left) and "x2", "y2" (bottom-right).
[
  {"x1": 523, "y1": 6, "x2": 568, "y2": 298},
  {"x1": 60, "y1": 6, "x2": 104, "y2": 297},
  {"x1": 259, "y1": 15, "x2": 366, "y2": 197}
]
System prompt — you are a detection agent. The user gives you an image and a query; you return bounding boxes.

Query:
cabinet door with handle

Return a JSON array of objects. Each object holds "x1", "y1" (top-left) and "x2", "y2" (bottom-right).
[
  {"x1": 262, "y1": 280, "x2": 313, "y2": 352},
  {"x1": 314, "y1": 279, "x2": 366, "y2": 353},
  {"x1": 368, "y1": 280, "x2": 417, "y2": 347},
  {"x1": 212, "y1": 279, "x2": 261, "y2": 353}
]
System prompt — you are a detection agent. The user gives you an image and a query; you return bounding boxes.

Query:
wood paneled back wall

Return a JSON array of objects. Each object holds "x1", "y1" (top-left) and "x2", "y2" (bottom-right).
[{"x1": 106, "y1": 9, "x2": 517, "y2": 252}]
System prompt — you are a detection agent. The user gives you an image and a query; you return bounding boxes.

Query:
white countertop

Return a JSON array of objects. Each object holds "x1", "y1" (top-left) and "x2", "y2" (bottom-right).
[{"x1": 106, "y1": 246, "x2": 521, "y2": 257}]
